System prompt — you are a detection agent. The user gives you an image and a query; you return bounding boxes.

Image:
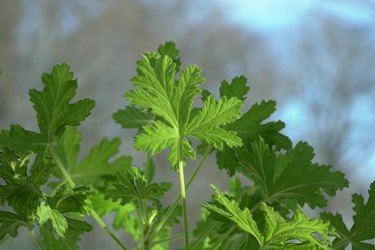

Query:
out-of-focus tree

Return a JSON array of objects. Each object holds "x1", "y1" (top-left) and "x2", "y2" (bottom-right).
[
  {"x1": 286, "y1": 12, "x2": 375, "y2": 218},
  {"x1": 0, "y1": 0, "x2": 21, "y2": 125},
  {"x1": 2, "y1": 0, "x2": 375, "y2": 248},
  {"x1": 294, "y1": 13, "x2": 375, "y2": 176}
]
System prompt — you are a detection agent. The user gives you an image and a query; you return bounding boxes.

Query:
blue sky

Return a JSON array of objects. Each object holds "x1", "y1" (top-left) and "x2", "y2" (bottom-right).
[{"x1": 219, "y1": 0, "x2": 375, "y2": 32}]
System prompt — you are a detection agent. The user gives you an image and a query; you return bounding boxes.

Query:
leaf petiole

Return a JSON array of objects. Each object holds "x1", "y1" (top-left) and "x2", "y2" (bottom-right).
[
  {"x1": 48, "y1": 144, "x2": 129, "y2": 250},
  {"x1": 147, "y1": 145, "x2": 212, "y2": 246}
]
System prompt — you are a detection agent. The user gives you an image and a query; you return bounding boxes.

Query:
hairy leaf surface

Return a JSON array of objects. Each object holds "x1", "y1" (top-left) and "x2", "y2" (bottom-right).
[{"x1": 125, "y1": 48, "x2": 242, "y2": 168}]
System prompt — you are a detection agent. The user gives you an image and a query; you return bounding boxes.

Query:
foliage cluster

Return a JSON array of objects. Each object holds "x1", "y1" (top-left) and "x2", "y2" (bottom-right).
[{"x1": 0, "y1": 42, "x2": 374, "y2": 249}]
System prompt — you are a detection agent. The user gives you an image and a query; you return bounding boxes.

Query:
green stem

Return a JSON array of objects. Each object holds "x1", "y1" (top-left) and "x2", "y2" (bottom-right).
[
  {"x1": 48, "y1": 144, "x2": 129, "y2": 250},
  {"x1": 29, "y1": 229, "x2": 43, "y2": 250},
  {"x1": 144, "y1": 151, "x2": 152, "y2": 183},
  {"x1": 179, "y1": 160, "x2": 189, "y2": 249},
  {"x1": 146, "y1": 146, "x2": 212, "y2": 242},
  {"x1": 91, "y1": 210, "x2": 128, "y2": 250},
  {"x1": 137, "y1": 199, "x2": 147, "y2": 250},
  {"x1": 190, "y1": 222, "x2": 218, "y2": 250},
  {"x1": 186, "y1": 146, "x2": 212, "y2": 190},
  {"x1": 152, "y1": 232, "x2": 188, "y2": 245},
  {"x1": 331, "y1": 236, "x2": 350, "y2": 249}
]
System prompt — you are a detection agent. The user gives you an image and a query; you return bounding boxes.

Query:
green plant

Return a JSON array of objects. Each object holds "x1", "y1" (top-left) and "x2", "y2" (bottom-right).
[{"x1": 0, "y1": 42, "x2": 374, "y2": 250}]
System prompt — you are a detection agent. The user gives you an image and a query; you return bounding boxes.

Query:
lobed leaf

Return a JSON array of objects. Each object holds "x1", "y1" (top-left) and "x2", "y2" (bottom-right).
[
  {"x1": 54, "y1": 126, "x2": 132, "y2": 186},
  {"x1": 204, "y1": 185, "x2": 336, "y2": 249},
  {"x1": 39, "y1": 218, "x2": 92, "y2": 250},
  {"x1": 238, "y1": 137, "x2": 349, "y2": 209},
  {"x1": 0, "y1": 211, "x2": 27, "y2": 241},
  {"x1": 219, "y1": 75, "x2": 249, "y2": 101},
  {"x1": 29, "y1": 63, "x2": 95, "y2": 139},
  {"x1": 214, "y1": 76, "x2": 291, "y2": 176},
  {"x1": 125, "y1": 46, "x2": 242, "y2": 168},
  {"x1": 106, "y1": 168, "x2": 171, "y2": 209},
  {"x1": 113, "y1": 106, "x2": 154, "y2": 129},
  {"x1": 321, "y1": 181, "x2": 375, "y2": 250},
  {"x1": 0, "y1": 64, "x2": 95, "y2": 158},
  {"x1": 36, "y1": 202, "x2": 68, "y2": 238}
]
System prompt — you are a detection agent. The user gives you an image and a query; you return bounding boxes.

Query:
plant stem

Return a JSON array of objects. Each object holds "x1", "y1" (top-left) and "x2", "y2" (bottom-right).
[
  {"x1": 190, "y1": 222, "x2": 218, "y2": 250},
  {"x1": 137, "y1": 199, "x2": 148, "y2": 250},
  {"x1": 186, "y1": 146, "x2": 212, "y2": 190},
  {"x1": 147, "y1": 146, "x2": 212, "y2": 243},
  {"x1": 91, "y1": 210, "x2": 128, "y2": 250},
  {"x1": 152, "y1": 232, "x2": 187, "y2": 245},
  {"x1": 48, "y1": 144, "x2": 129, "y2": 250},
  {"x1": 29, "y1": 229, "x2": 43, "y2": 250},
  {"x1": 144, "y1": 151, "x2": 152, "y2": 183},
  {"x1": 179, "y1": 160, "x2": 189, "y2": 249}
]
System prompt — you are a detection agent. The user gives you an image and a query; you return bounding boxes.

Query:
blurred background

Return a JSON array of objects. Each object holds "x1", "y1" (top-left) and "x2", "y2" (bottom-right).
[{"x1": 1, "y1": 0, "x2": 375, "y2": 249}]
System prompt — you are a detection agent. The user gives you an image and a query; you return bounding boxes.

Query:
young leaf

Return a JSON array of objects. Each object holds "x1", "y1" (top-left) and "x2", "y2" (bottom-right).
[
  {"x1": 157, "y1": 41, "x2": 181, "y2": 72},
  {"x1": 260, "y1": 203, "x2": 335, "y2": 249},
  {"x1": 203, "y1": 185, "x2": 263, "y2": 243},
  {"x1": 36, "y1": 202, "x2": 68, "y2": 237},
  {"x1": 113, "y1": 41, "x2": 180, "y2": 132},
  {"x1": 204, "y1": 185, "x2": 336, "y2": 249},
  {"x1": 238, "y1": 137, "x2": 349, "y2": 208},
  {"x1": 125, "y1": 51, "x2": 243, "y2": 168},
  {"x1": 186, "y1": 96, "x2": 243, "y2": 150},
  {"x1": 321, "y1": 181, "x2": 375, "y2": 250},
  {"x1": 36, "y1": 184, "x2": 92, "y2": 239}
]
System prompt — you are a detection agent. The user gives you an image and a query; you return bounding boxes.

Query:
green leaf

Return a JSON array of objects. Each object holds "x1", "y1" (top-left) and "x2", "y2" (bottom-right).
[
  {"x1": 0, "y1": 64, "x2": 95, "y2": 157},
  {"x1": 0, "y1": 147, "x2": 29, "y2": 185},
  {"x1": 204, "y1": 185, "x2": 336, "y2": 249},
  {"x1": 0, "y1": 211, "x2": 27, "y2": 241},
  {"x1": 113, "y1": 106, "x2": 154, "y2": 129},
  {"x1": 0, "y1": 125, "x2": 45, "y2": 155},
  {"x1": 238, "y1": 137, "x2": 349, "y2": 208},
  {"x1": 39, "y1": 218, "x2": 92, "y2": 250},
  {"x1": 157, "y1": 41, "x2": 181, "y2": 72},
  {"x1": 54, "y1": 126, "x2": 132, "y2": 186},
  {"x1": 29, "y1": 63, "x2": 95, "y2": 140},
  {"x1": 219, "y1": 75, "x2": 249, "y2": 101},
  {"x1": 226, "y1": 100, "x2": 291, "y2": 150},
  {"x1": 215, "y1": 79, "x2": 291, "y2": 176},
  {"x1": 186, "y1": 96, "x2": 243, "y2": 150},
  {"x1": 260, "y1": 203, "x2": 335, "y2": 249},
  {"x1": 0, "y1": 147, "x2": 44, "y2": 215},
  {"x1": 47, "y1": 184, "x2": 93, "y2": 215},
  {"x1": 106, "y1": 168, "x2": 171, "y2": 209},
  {"x1": 125, "y1": 50, "x2": 242, "y2": 168},
  {"x1": 203, "y1": 185, "x2": 263, "y2": 243},
  {"x1": 36, "y1": 184, "x2": 92, "y2": 239},
  {"x1": 90, "y1": 192, "x2": 141, "y2": 240},
  {"x1": 134, "y1": 121, "x2": 178, "y2": 155},
  {"x1": 321, "y1": 181, "x2": 375, "y2": 250},
  {"x1": 36, "y1": 202, "x2": 68, "y2": 237}
]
